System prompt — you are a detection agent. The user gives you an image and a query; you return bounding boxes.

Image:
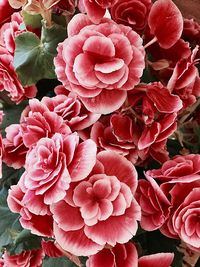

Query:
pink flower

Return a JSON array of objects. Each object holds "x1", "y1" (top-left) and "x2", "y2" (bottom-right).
[
  {"x1": 22, "y1": 133, "x2": 97, "y2": 207},
  {"x1": 171, "y1": 185, "x2": 200, "y2": 250},
  {"x1": 0, "y1": 12, "x2": 23, "y2": 55},
  {"x1": 87, "y1": 242, "x2": 174, "y2": 267},
  {"x1": 41, "y1": 240, "x2": 63, "y2": 258},
  {"x1": 1, "y1": 249, "x2": 44, "y2": 267},
  {"x1": 54, "y1": 14, "x2": 145, "y2": 114},
  {"x1": 136, "y1": 175, "x2": 171, "y2": 231},
  {"x1": 146, "y1": 154, "x2": 200, "y2": 250},
  {"x1": 3, "y1": 124, "x2": 28, "y2": 169},
  {"x1": 81, "y1": 0, "x2": 117, "y2": 23},
  {"x1": 0, "y1": 0, "x2": 15, "y2": 27},
  {"x1": 20, "y1": 99, "x2": 71, "y2": 148},
  {"x1": 0, "y1": 47, "x2": 37, "y2": 103},
  {"x1": 182, "y1": 18, "x2": 200, "y2": 58},
  {"x1": 138, "y1": 253, "x2": 174, "y2": 267},
  {"x1": 90, "y1": 82, "x2": 181, "y2": 165},
  {"x1": 0, "y1": 111, "x2": 3, "y2": 178},
  {"x1": 167, "y1": 46, "x2": 200, "y2": 108},
  {"x1": 51, "y1": 151, "x2": 141, "y2": 256},
  {"x1": 146, "y1": 154, "x2": 200, "y2": 182},
  {"x1": 110, "y1": 0, "x2": 152, "y2": 34},
  {"x1": 41, "y1": 89, "x2": 101, "y2": 131},
  {"x1": 7, "y1": 184, "x2": 54, "y2": 236}
]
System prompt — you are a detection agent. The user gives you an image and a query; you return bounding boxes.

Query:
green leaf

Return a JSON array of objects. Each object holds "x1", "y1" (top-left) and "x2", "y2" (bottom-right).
[
  {"x1": 0, "y1": 187, "x2": 22, "y2": 248},
  {"x1": 0, "y1": 185, "x2": 41, "y2": 255},
  {"x1": 14, "y1": 21, "x2": 67, "y2": 86},
  {"x1": 134, "y1": 230, "x2": 183, "y2": 267},
  {"x1": 1, "y1": 164, "x2": 24, "y2": 187},
  {"x1": 6, "y1": 229, "x2": 41, "y2": 255},
  {"x1": 42, "y1": 256, "x2": 78, "y2": 267},
  {"x1": 22, "y1": 11, "x2": 42, "y2": 29},
  {"x1": 1, "y1": 102, "x2": 27, "y2": 137}
]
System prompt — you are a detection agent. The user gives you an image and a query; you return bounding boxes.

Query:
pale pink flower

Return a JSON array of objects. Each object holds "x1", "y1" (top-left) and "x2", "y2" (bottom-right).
[
  {"x1": 110, "y1": 0, "x2": 152, "y2": 34},
  {"x1": 7, "y1": 184, "x2": 54, "y2": 236},
  {"x1": 20, "y1": 99, "x2": 71, "y2": 148},
  {"x1": 0, "y1": 12, "x2": 23, "y2": 55},
  {"x1": 41, "y1": 89, "x2": 101, "y2": 131},
  {"x1": 54, "y1": 14, "x2": 145, "y2": 114},
  {"x1": 51, "y1": 151, "x2": 141, "y2": 256},
  {"x1": 22, "y1": 133, "x2": 97, "y2": 206}
]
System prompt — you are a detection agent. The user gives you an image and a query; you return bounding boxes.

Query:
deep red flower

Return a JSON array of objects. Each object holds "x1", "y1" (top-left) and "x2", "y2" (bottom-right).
[
  {"x1": 148, "y1": 0, "x2": 183, "y2": 48},
  {"x1": 0, "y1": 0, "x2": 15, "y2": 28},
  {"x1": 110, "y1": 0, "x2": 152, "y2": 34},
  {"x1": 81, "y1": 0, "x2": 116, "y2": 23}
]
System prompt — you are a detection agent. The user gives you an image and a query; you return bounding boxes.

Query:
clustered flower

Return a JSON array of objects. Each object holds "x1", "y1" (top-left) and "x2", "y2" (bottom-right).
[{"x1": 0, "y1": 0, "x2": 200, "y2": 266}]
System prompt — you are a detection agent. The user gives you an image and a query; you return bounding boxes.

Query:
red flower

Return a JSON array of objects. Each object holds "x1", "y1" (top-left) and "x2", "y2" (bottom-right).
[
  {"x1": 146, "y1": 154, "x2": 200, "y2": 182},
  {"x1": 86, "y1": 242, "x2": 138, "y2": 267},
  {"x1": 90, "y1": 82, "x2": 182, "y2": 165},
  {"x1": 54, "y1": 14, "x2": 145, "y2": 114},
  {"x1": 136, "y1": 176, "x2": 170, "y2": 231},
  {"x1": 51, "y1": 151, "x2": 141, "y2": 256},
  {"x1": 41, "y1": 89, "x2": 101, "y2": 131},
  {"x1": 167, "y1": 46, "x2": 200, "y2": 108},
  {"x1": 41, "y1": 240, "x2": 63, "y2": 258},
  {"x1": 54, "y1": 0, "x2": 76, "y2": 13},
  {"x1": 148, "y1": 0, "x2": 183, "y2": 49},
  {"x1": 146, "y1": 154, "x2": 200, "y2": 251},
  {"x1": 87, "y1": 242, "x2": 174, "y2": 267},
  {"x1": 0, "y1": 0, "x2": 15, "y2": 27},
  {"x1": 1, "y1": 249, "x2": 44, "y2": 267},
  {"x1": 110, "y1": 0, "x2": 152, "y2": 34},
  {"x1": 81, "y1": 0, "x2": 116, "y2": 23}
]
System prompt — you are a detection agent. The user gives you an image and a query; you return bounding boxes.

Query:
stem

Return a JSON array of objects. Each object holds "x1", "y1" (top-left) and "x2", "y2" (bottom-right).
[
  {"x1": 144, "y1": 36, "x2": 157, "y2": 49},
  {"x1": 177, "y1": 242, "x2": 200, "y2": 267},
  {"x1": 179, "y1": 97, "x2": 200, "y2": 124}
]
